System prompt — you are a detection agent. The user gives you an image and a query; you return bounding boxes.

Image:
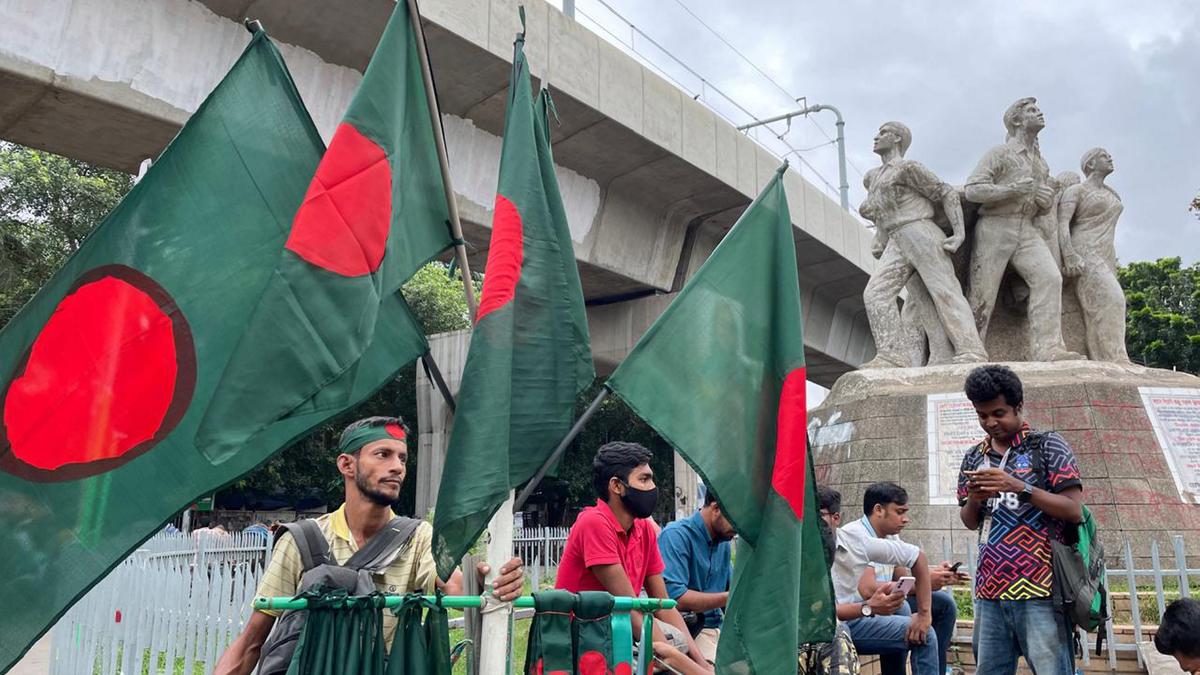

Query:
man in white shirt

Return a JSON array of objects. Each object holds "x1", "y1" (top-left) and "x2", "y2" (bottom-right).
[{"x1": 826, "y1": 484, "x2": 939, "y2": 675}]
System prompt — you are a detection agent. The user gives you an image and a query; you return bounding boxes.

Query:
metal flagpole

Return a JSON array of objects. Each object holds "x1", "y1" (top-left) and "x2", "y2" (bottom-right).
[
  {"x1": 405, "y1": 6, "x2": 502, "y2": 670},
  {"x1": 406, "y1": 0, "x2": 479, "y2": 321},
  {"x1": 514, "y1": 386, "x2": 610, "y2": 511}
]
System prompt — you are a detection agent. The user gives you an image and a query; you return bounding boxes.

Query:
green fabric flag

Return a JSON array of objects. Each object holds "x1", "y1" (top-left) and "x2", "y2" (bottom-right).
[
  {"x1": 384, "y1": 595, "x2": 453, "y2": 675},
  {"x1": 524, "y1": 591, "x2": 632, "y2": 675},
  {"x1": 606, "y1": 166, "x2": 835, "y2": 673},
  {"x1": 196, "y1": 0, "x2": 452, "y2": 460},
  {"x1": 430, "y1": 22, "x2": 593, "y2": 578},
  {"x1": 286, "y1": 589, "x2": 388, "y2": 675},
  {"x1": 525, "y1": 591, "x2": 576, "y2": 675},
  {"x1": 0, "y1": 33, "x2": 331, "y2": 673}
]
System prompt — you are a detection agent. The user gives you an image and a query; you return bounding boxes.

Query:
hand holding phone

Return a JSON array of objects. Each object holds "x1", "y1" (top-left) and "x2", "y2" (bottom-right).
[{"x1": 896, "y1": 575, "x2": 916, "y2": 595}]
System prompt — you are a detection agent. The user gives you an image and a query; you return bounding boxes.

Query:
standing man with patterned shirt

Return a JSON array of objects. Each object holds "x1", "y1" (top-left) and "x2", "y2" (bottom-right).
[{"x1": 957, "y1": 365, "x2": 1085, "y2": 675}]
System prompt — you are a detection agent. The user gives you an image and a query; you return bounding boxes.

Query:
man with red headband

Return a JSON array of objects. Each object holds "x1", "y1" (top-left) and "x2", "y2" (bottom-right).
[{"x1": 215, "y1": 416, "x2": 524, "y2": 674}]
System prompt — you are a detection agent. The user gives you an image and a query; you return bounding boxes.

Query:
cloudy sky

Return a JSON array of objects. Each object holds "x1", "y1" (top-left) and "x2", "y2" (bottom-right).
[{"x1": 560, "y1": 0, "x2": 1200, "y2": 264}]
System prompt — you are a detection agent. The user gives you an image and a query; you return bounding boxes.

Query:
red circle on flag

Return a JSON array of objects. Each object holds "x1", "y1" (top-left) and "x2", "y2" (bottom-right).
[
  {"x1": 285, "y1": 123, "x2": 392, "y2": 277},
  {"x1": 0, "y1": 265, "x2": 196, "y2": 482},
  {"x1": 578, "y1": 651, "x2": 609, "y2": 675}
]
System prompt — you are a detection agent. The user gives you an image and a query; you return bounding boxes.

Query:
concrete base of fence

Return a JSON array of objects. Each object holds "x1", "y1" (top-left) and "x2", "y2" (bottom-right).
[{"x1": 9, "y1": 632, "x2": 51, "y2": 675}]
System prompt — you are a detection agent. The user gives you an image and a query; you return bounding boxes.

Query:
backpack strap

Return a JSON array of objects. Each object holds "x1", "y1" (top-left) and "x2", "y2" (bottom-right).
[
  {"x1": 343, "y1": 516, "x2": 423, "y2": 572},
  {"x1": 275, "y1": 520, "x2": 330, "y2": 572},
  {"x1": 1024, "y1": 430, "x2": 1050, "y2": 491}
]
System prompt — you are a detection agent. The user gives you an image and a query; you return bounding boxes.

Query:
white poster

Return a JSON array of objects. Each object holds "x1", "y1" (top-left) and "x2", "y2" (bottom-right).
[
  {"x1": 926, "y1": 393, "x2": 983, "y2": 504},
  {"x1": 1139, "y1": 387, "x2": 1200, "y2": 504}
]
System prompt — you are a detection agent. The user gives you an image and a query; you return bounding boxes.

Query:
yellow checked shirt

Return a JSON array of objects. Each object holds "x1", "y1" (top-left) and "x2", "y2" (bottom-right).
[{"x1": 254, "y1": 505, "x2": 438, "y2": 649}]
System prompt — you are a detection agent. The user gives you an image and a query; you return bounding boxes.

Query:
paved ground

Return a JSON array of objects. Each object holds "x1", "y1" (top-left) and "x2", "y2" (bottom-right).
[{"x1": 8, "y1": 632, "x2": 50, "y2": 675}]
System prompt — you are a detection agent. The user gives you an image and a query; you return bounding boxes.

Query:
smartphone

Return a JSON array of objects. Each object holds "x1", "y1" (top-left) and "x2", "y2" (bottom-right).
[
  {"x1": 896, "y1": 576, "x2": 916, "y2": 595},
  {"x1": 949, "y1": 561, "x2": 963, "y2": 573}
]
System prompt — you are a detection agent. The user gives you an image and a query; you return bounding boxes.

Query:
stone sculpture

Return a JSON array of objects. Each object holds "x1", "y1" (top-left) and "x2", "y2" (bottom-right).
[
  {"x1": 1057, "y1": 147, "x2": 1129, "y2": 362},
  {"x1": 964, "y1": 97, "x2": 1084, "y2": 362},
  {"x1": 859, "y1": 122, "x2": 986, "y2": 368}
]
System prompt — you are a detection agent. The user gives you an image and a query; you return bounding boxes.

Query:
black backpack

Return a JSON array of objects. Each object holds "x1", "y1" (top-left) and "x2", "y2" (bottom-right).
[{"x1": 256, "y1": 516, "x2": 423, "y2": 675}]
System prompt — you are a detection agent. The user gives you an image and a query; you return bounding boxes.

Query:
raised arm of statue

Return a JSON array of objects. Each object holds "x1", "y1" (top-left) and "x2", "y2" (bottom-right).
[{"x1": 1057, "y1": 184, "x2": 1084, "y2": 277}]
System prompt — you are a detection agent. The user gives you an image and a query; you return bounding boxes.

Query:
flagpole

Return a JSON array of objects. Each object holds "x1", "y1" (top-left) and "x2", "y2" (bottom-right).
[
  {"x1": 406, "y1": 0, "x2": 479, "y2": 322},
  {"x1": 419, "y1": 352, "x2": 456, "y2": 413},
  {"x1": 513, "y1": 386, "x2": 610, "y2": 511}
]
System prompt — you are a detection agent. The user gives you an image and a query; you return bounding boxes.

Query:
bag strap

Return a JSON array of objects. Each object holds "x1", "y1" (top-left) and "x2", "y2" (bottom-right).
[
  {"x1": 1024, "y1": 431, "x2": 1049, "y2": 491},
  {"x1": 344, "y1": 516, "x2": 422, "y2": 572},
  {"x1": 276, "y1": 520, "x2": 330, "y2": 572}
]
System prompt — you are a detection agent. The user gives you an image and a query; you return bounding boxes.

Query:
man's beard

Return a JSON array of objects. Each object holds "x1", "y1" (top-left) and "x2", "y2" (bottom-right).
[{"x1": 356, "y1": 471, "x2": 400, "y2": 507}]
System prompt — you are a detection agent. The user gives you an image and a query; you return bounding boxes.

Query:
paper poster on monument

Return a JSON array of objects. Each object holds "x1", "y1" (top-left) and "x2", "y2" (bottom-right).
[
  {"x1": 927, "y1": 393, "x2": 981, "y2": 504},
  {"x1": 1139, "y1": 387, "x2": 1200, "y2": 504}
]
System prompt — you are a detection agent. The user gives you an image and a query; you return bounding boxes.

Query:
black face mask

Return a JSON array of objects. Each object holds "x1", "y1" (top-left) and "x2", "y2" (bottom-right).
[{"x1": 620, "y1": 482, "x2": 659, "y2": 519}]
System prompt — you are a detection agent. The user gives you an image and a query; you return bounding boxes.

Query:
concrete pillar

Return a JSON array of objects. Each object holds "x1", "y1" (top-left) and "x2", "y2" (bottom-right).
[{"x1": 414, "y1": 330, "x2": 470, "y2": 518}]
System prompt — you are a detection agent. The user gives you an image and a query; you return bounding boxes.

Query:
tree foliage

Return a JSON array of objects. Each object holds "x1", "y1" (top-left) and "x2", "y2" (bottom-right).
[
  {"x1": 0, "y1": 142, "x2": 133, "y2": 326},
  {"x1": 1118, "y1": 257, "x2": 1200, "y2": 373},
  {"x1": 529, "y1": 381, "x2": 676, "y2": 525}
]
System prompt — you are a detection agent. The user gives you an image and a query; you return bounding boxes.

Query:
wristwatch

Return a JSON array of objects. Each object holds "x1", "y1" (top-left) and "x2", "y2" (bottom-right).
[
  {"x1": 1017, "y1": 482, "x2": 1034, "y2": 503},
  {"x1": 860, "y1": 603, "x2": 873, "y2": 618}
]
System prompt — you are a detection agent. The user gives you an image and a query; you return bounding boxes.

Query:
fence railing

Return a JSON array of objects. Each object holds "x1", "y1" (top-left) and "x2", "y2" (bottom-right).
[{"x1": 51, "y1": 532, "x2": 270, "y2": 675}]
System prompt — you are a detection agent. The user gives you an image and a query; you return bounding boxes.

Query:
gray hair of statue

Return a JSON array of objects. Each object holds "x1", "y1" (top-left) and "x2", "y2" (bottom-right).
[
  {"x1": 1080, "y1": 147, "x2": 1111, "y2": 175},
  {"x1": 1003, "y1": 96, "x2": 1039, "y2": 137},
  {"x1": 879, "y1": 121, "x2": 912, "y2": 156}
]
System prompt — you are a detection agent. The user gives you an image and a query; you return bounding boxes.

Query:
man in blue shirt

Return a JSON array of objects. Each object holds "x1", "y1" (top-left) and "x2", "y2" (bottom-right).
[{"x1": 658, "y1": 489, "x2": 735, "y2": 663}]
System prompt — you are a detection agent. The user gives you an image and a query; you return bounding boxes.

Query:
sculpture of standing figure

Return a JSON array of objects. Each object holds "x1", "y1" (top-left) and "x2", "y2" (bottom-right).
[
  {"x1": 1057, "y1": 147, "x2": 1130, "y2": 363},
  {"x1": 964, "y1": 97, "x2": 1084, "y2": 361},
  {"x1": 860, "y1": 122, "x2": 986, "y2": 368}
]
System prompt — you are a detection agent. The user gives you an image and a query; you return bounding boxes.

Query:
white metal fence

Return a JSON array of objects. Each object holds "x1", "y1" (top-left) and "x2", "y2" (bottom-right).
[
  {"x1": 513, "y1": 527, "x2": 569, "y2": 589},
  {"x1": 51, "y1": 532, "x2": 270, "y2": 675},
  {"x1": 45, "y1": 525, "x2": 1197, "y2": 673}
]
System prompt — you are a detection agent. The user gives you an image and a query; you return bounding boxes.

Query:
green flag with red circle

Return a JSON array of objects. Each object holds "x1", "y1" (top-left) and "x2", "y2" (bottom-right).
[
  {"x1": 0, "y1": 32, "x2": 332, "y2": 673},
  {"x1": 195, "y1": 0, "x2": 453, "y2": 460},
  {"x1": 431, "y1": 21, "x2": 593, "y2": 580},
  {"x1": 606, "y1": 165, "x2": 836, "y2": 673}
]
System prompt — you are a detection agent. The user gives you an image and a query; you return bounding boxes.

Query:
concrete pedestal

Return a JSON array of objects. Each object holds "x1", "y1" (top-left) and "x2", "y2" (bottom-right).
[{"x1": 809, "y1": 361, "x2": 1200, "y2": 567}]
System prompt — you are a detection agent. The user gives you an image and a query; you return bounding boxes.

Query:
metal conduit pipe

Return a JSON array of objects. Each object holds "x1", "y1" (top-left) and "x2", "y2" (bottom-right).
[{"x1": 738, "y1": 103, "x2": 850, "y2": 211}]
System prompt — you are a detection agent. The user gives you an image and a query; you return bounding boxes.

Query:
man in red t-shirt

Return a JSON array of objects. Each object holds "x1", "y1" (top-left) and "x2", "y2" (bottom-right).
[{"x1": 557, "y1": 441, "x2": 710, "y2": 670}]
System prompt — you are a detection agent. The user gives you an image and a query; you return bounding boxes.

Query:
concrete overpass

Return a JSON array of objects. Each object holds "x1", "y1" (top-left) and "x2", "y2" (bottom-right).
[{"x1": 0, "y1": 0, "x2": 876, "y2": 385}]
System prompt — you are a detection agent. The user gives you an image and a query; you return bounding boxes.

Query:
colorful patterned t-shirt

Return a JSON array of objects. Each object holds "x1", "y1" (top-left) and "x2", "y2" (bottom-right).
[{"x1": 956, "y1": 427, "x2": 1082, "y2": 600}]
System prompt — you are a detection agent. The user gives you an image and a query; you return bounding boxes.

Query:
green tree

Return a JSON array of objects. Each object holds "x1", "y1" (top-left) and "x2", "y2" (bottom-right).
[
  {"x1": 1118, "y1": 257, "x2": 1200, "y2": 372},
  {"x1": 0, "y1": 142, "x2": 133, "y2": 326},
  {"x1": 527, "y1": 381, "x2": 676, "y2": 525}
]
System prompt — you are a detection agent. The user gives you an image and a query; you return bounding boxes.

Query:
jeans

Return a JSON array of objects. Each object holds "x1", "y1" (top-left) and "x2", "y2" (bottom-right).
[
  {"x1": 973, "y1": 598, "x2": 1073, "y2": 675},
  {"x1": 847, "y1": 613, "x2": 939, "y2": 675},
  {"x1": 881, "y1": 590, "x2": 958, "y2": 675}
]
